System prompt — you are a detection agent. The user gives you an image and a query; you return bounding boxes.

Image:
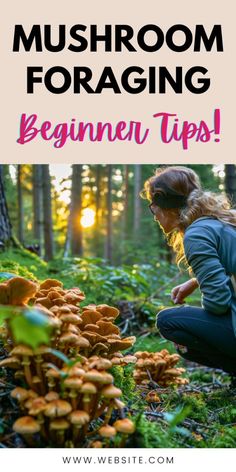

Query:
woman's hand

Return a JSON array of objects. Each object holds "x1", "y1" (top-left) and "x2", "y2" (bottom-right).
[{"x1": 171, "y1": 278, "x2": 198, "y2": 304}]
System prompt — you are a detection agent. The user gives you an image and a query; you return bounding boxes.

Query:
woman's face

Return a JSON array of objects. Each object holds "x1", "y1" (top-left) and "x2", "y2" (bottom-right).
[{"x1": 149, "y1": 203, "x2": 180, "y2": 233}]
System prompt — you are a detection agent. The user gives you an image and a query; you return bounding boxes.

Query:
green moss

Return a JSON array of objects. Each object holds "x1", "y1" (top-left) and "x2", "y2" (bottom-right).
[
  {"x1": 180, "y1": 393, "x2": 209, "y2": 422},
  {"x1": 0, "y1": 249, "x2": 48, "y2": 281},
  {"x1": 210, "y1": 426, "x2": 236, "y2": 447}
]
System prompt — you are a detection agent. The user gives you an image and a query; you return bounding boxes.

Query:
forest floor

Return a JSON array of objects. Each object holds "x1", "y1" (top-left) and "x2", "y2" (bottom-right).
[{"x1": 0, "y1": 248, "x2": 236, "y2": 448}]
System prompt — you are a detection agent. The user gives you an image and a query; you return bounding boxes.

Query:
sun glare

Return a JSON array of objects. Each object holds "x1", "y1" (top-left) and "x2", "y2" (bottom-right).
[{"x1": 81, "y1": 208, "x2": 96, "y2": 228}]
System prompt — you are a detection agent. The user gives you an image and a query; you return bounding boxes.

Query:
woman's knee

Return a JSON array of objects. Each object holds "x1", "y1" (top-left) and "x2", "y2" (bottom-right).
[{"x1": 156, "y1": 307, "x2": 175, "y2": 333}]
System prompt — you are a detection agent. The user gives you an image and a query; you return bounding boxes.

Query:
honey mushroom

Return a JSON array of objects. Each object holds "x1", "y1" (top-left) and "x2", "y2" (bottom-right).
[
  {"x1": 28, "y1": 396, "x2": 48, "y2": 440},
  {"x1": 69, "y1": 410, "x2": 90, "y2": 445},
  {"x1": 0, "y1": 277, "x2": 38, "y2": 307},
  {"x1": 49, "y1": 418, "x2": 70, "y2": 446},
  {"x1": 133, "y1": 350, "x2": 189, "y2": 388},
  {"x1": 98, "y1": 425, "x2": 117, "y2": 447},
  {"x1": 113, "y1": 418, "x2": 135, "y2": 447},
  {"x1": 10, "y1": 345, "x2": 35, "y2": 390},
  {"x1": 13, "y1": 416, "x2": 40, "y2": 446}
]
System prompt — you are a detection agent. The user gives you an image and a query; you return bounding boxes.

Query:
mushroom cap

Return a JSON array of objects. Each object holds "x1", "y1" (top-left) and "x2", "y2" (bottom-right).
[
  {"x1": 91, "y1": 342, "x2": 109, "y2": 355},
  {"x1": 40, "y1": 279, "x2": 63, "y2": 290},
  {"x1": 7, "y1": 277, "x2": 38, "y2": 305},
  {"x1": 0, "y1": 356, "x2": 21, "y2": 369},
  {"x1": 46, "y1": 368, "x2": 61, "y2": 379},
  {"x1": 69, "y1": 410, "x2": 90, "y2": 425},
  {"x1": 11, "y1": 387, "x2": 29, "y2": 402},
  {"x1": 80, "y1": 382, "x2": 97, "y2": 394},
  {"x1": 13, "y1": 416, "x2": 40, "y2": 434},
  {"x1": 113, "y1": 399, "x2": 126, "y2": 410},
  {"x1": 107, "y1": 337, "x2": 136, "y2": 354},
  {"x1": 89, "y1": 358, "x2": 112, "y2": 370},
  {"x1": 96, "y1": 320, "x2": 120, "y2": 336},
  {"x1": 10, "y1": 345, "x2": 34, "y2": 357},
  {"x1": 33, "y1": 304, "x2": 55, "y2": 318},
  {"x1": 29, "y1": 397, "x2": 47, "y2": 415},
  {"x1": 96, "y1": 304, "x2": 120, "y2": 319},
  {"x1": 49, "y1": 418, "x2": 70, "y2": 431},
  {"x1": 60, "y1": 314, "x2": 82, "y2": 325},
  {"x1": 113, "y1": 418, "x2": 135, "y2": 434},
  {"x1": 48, "y1": 290, "x2": 63, "y2": 301},
  {"x1": 121, "y1": 355, "x2": 137, "y2": 365},
  {"x1": 99, "y1": 425, "x2": 116, "y2": 438},
  {"x1": 80, "y1": 310, "x2": 103, "y2": 326},
  {"x1": 59, "y1": 332, "x2": 79, "y2": 345},
  {"x1": 82, "y1": 332, "x2": 107, "y2": 345},
  {"x1": 64, "y1": 377, "x2": 83, "y2": 390},
  {"x1": 101, "y1": 385, "x2": 122, "y2": 398},
  {"x1": 45, "y1": 391, "x2": 59, "y2": 402},
  {"x1": 83, "y1": 324, "x2": 100, "y2": 333},
  {"x1": 146, "y1": 391, "x2": 161, "y2": 403},
  {"x1": 58, "y1": 306, "x2": 71, "y2": 314},
  {"x1": 75, "y1": 336, "x2": 91, "y2": 348},
  {"x1": 44, "y1": 399, "x2": 72, "y2": 417},
  {"x1": 91, "y1": 440, "x2": 103, "y2": 448},
  {"x1": 83, "y1": 369, "x2": 106, "y2": 383},
  {"x1": 64, "y1": 292, "x2": 84, "y2": 304},
  {"x1": 62, "y1": 365, "x2": 85, "y2": 377}
]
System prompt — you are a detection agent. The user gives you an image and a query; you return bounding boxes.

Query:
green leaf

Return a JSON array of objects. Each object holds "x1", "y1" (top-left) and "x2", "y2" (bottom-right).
[
  {"x1": 10, "y1": 309, "x2": 51, "y2": 349},
  {"x1": 0, "y1": 305, "x2": 18, "y2": 326},
  {"x1": 164, "y1": 406, "x2": 191, "y2": 428},
  {"x1": 49, "y1": 348, "x2": 71, "y2": 365}
]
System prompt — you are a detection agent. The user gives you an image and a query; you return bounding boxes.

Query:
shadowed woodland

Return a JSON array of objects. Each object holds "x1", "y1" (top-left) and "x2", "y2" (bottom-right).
[{"x1": 0, "y1": 164, "x2": 236, "y2": 448}]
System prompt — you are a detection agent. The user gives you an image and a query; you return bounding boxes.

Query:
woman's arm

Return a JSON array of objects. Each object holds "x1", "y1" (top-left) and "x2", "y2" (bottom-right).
[
  {"x1": 171, "y1": 278, "x2": 198, "y2": 304},
  {"x1": 184, "y1": 226, "x2": 232, "y2": 315}
]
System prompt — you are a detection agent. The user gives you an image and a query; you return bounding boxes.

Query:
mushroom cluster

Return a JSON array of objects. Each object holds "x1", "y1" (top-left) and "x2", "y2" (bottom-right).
[
  {"x1": 10, "y1": 355, "x2": 135, "y2": 447},
  {"x1": 32, "y1": 279, "x2": 136, "y2": 361},
  {"x1": 133, "y1": 350, "x2": 189, "y2": 387},
  {"x1": 0, "y1": 276, "x2": 137, "y2": 447}
]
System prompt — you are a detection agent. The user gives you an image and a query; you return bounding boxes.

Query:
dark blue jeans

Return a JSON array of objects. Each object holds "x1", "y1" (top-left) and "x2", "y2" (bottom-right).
[{"x1": 156, "y1": 305, "x2": 236, "y2": 374}]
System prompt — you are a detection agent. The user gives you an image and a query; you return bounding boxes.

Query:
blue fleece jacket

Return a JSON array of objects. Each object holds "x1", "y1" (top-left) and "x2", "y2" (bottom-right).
[{"x1": 183, "y1": 216, "x2": 236, "y2": 336}]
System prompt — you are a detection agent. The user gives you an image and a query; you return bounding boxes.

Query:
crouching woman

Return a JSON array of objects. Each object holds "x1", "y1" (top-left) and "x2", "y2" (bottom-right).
[{"x1": 143, "y1": 166, "x2": 236, "y2": 381}]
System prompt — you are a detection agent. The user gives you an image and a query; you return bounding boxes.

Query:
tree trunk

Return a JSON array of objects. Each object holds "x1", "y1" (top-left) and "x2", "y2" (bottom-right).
[
  {"x1": 123, "y1": 165, "x2": 129, "y2": 239},
  {"x1": 17, "y1": 165, "x2": 24, "y2": 244},
  {"x1": 225, "y1": 165, "x2": 236, "y2": 205},
  {"x1": 104, "y1": 166, "x2": 113, "y2": 263},
  {"x1": 133, "y1": 165, "x2": 142, "y2": 234},
  {"x1": 41, "y1": 165, "x2": 54, "y2": 261},
  {"x1": 94, "y1": 165, "x2": 101, "y2": 257},
  {"x1": 0, "y1": 165, "x2": 12, "y2": 244},
  {"x1": 71, "y1": 165, "x2": 83, "y2": 257},
  {"x1": 32, "y1": 166, "x2": 43, "y2": 256}
]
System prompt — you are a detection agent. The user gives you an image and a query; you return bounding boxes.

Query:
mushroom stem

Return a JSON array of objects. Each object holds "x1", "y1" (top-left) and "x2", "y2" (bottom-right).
[
  {"x1": 56, "y1": 430, "x2": 65, "y2": 447},
  {"x1": 119, "y1": 433, "x2": 128, "y2": 448},
  {"x1": 22, "y1": 433, "x2": 39, "y2": 447},
  {"x1": 103, "y1": 402, "x2": 114, "y2": 425},
  {"x1": 23, "y1": 358, "x2": 34, "y2": 390},
  {"x1": 90, "y1": 392, "x2": 101, "y2": 419},
  {"x1": 35, "y1": 360, "x2": 46, "y2": 395},
  {"x1": 72, "y1": 425, "x2": 83, "y2": 446}
]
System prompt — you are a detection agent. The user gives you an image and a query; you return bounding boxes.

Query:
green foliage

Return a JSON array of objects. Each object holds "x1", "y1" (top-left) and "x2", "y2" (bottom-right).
[
  {"x1": 0, "y1": 248, "x2": 48, "y2": 280},
  {"x1": 111, "y1": 365, "x2": 140, "y2": 406},
  {"x1": 180, "y1": 394, "x2": 208, "y2": 422},
  {"x1": 132, "y1": 406, "x2": 191, "y2": 448},
  {"x1": 0, "y1": 306, "x2": 52, "y2": 349},
  {"x1": 133, "y1": 334, "x2": 176, "y2": 355},
  {"x1": 210, "y1": 427, "x2": 236, "y2": 448}
]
